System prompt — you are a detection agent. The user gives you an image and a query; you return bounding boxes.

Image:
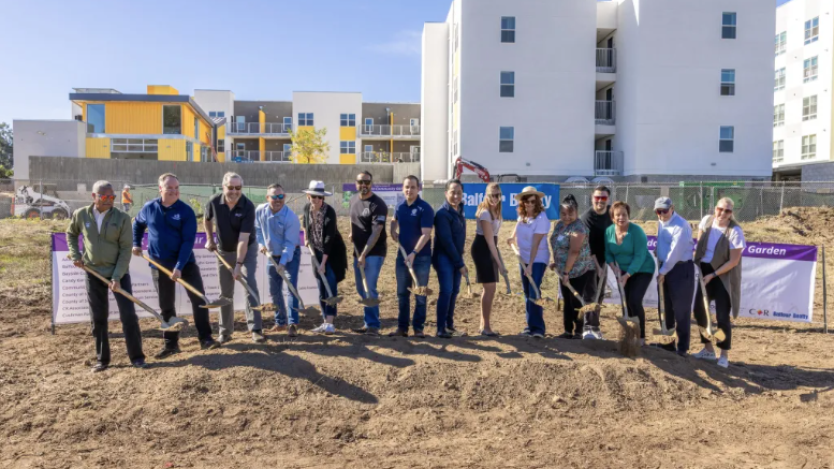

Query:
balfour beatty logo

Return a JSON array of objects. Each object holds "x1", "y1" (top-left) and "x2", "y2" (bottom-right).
[
  {"x1": 773, "y1": 312, "x2": 791, "y2": 319},
  {"x1": 462, "y1": 192, "x2": 552, "y2": 208}
]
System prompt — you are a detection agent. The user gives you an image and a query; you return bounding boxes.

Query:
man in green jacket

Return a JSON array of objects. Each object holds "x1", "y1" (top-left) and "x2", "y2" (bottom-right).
[{"x1": 67, "y1": 180, "x2": 145, "y2": 372}]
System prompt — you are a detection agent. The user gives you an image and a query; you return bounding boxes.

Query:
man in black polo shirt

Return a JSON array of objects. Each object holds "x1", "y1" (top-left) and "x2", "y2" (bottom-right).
[{"x1": 204, "y1": 172, "x2": 264, "y2": 343}]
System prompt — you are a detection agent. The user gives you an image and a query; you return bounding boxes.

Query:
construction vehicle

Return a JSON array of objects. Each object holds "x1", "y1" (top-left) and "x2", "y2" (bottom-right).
[
  {"x1": 453, "y1": 157, "x2": 521, "y2": 183},
  {"x1": 13, "y1": 185, "x2": 71, "y2": 220}
]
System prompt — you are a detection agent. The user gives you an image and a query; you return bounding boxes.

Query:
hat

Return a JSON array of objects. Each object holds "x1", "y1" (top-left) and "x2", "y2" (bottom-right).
[
  {"x1": 303, "y1": 180, "x2": 333, "y2": 197},
  {"x1": 513, "y1": 186, "x2": 546, "y2": 202},
  {"x1": 654, "y1": 197, "x2": 673, "y2": 210}
]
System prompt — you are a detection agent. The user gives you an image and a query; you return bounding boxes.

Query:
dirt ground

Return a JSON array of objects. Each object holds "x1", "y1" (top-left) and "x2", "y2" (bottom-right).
[{"x1": 2, "y1": 210, "x2": 834, "y2": 469}]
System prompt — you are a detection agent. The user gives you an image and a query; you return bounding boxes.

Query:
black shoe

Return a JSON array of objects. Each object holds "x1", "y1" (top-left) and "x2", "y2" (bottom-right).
[
  {"x1": 200, "y1": 339, "x2": 220, "y2": 350},
  {"x1": 388, "y1": 328, "x2": 409, "y2": 337},
  {"x1": 352, "y1": 326, "x2": 370, "y2": 334},
  {"x1": 413, "y1": 330, "x2": 426, "y2": 338},
  {"x1": 131, "y1": 358, "x2": 147, "y2": 369},
  {"x1": 90, "y1": 362, "x2": 108, "y2": 373},
  {"x1": 436, "y1": 330, "x2": 452, "y2": 339},
  {"x1": 650, "y1": 341, "x2": 677, "y2": 352},
  {"x1": 288, "y1": 325, "x2": 298, "y2": 338},
  {"x1": 154, "y1": 347, "x2": 181, "y2": 360},
  {"x1": 556, "y1": 332, "x2": 574, "y2": 339},
  {"x1": 364, "y1": 327, "x2": 380, "y2": 336}
]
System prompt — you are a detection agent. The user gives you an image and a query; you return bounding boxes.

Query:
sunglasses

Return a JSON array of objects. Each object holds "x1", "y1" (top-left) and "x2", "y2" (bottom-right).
[
  {"x1": 226, "y1": 185, "x2": 242, "y2": 191},
  {"x1": 716, "y1": 207, "x2": 733, "y2": 214},
  {"x1": 96, "y1": 194, "x2": 116, "y2": 201},
  {"x1": 655, "y1": 208, "x2": 670, "y2": 215},
  {"x1": 593, "y1": 196, "x2": 608, "y2": 202},
  {"x1": 310, "y1": 195, "x2": 324, "y2": 200},
  {"x1": 356, "y1": 180, "x2": 372, "y2": 185},
  {"x1": 269, "y1": 194, "x2": 285, "y2": 200}
]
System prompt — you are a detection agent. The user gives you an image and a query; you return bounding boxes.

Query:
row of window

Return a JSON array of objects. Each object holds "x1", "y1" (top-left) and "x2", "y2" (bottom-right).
[
  {"x1": 774, "y1": 57, "x2": 818, "y2": 92},
  {"x1": 224, "y1": 113, "x2": 420, "y2": 129},
  {"x1": 773, "y1": 135, "x2": 816, "y2": 162},
  {"x1": 773, "y1": 96, "x2": 817, "y2": 127},
  {"x1": 496, "y1": 127, "x2": 733, "y2": 154},
  {"x1": 775, "y1": 16, "x2": 819, "y2": 56},
  {"x1": 87, "y1": 104, "x2": 193, "y2": 136}
]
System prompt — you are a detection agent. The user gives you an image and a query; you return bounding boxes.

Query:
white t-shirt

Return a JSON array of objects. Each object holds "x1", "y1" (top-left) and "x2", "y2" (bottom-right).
[
  {"x1": 699, "y1": 215, "x2": 745, "y2": 263},
  {"x1": 515, "y1": 212, "x2": 550, "y2": 264},
  {"x1": 94, "y1": 208, "x2": 110, "y2": 233},
  {"x1": 476, "y1": 210, "x2": 502, "y2": 236}
]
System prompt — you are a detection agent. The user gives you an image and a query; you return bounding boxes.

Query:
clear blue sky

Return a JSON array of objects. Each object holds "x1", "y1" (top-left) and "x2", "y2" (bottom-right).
[{"x1": 0, "y1": 0, "x2": 792, "y2": 128}]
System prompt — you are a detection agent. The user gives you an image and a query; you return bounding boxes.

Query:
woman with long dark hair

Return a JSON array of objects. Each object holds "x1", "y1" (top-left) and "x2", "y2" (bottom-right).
[{"x1": 432, "y1": 179, "x2": 468, "y2": 338}]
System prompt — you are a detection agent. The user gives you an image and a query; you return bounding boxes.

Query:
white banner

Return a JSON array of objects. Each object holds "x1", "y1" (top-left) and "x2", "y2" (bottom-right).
[
  {"x1": 52, "y1": 232, "x2": 320, "y2": 325},
  {"x1": 602, "y1": 238, "x2": 817, "y2": 323}
]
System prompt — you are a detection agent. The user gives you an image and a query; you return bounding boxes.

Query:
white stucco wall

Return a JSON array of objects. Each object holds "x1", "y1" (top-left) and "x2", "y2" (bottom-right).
[
  {"x1": 292, "y1": 92, "x2": 363, "y2": 164},
  {"x1": 12, "y1": 120, "x2": 86, "y2": 182},
  {"x1": 422, "y1": 22, "x2": 451, "y2": 182}
]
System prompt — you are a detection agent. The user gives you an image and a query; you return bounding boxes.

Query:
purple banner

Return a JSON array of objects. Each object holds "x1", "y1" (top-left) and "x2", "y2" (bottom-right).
[{"x1": 645, "y1": 236, "x2": 817, "y2": 262}]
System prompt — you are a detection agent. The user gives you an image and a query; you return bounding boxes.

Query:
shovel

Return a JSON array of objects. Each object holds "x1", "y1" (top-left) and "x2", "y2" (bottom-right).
[
  {"x1": 494, "y1": 248, "x2": 513, "y2": 295},
  {"x1": 73, "y1": 259, "x2": 187, "y2": 331},
  {"x1": 307, "y1": 246, "x2": 343, "y2": 306},
  {"x1": 510, "y1": 244, "x2": 547, "y2": 306},
  {"x1": 652, "y1": 281, "x2": 677, "y2": 342},
  {"x1": 265, "y1": 252, "x2": 321, "y2": 316},
  {"x1": 462, "y1": 270, "x2": 474, "y2": 299},
  {"x1": 396, "y1": 243, "x2": 432, "y2": 297},
  {"x1": 212, "y1": 250, "x2": 272, "y2": 312},
  {"x1": 613, "y1": 269, "x2": 640, "y2": 327},
  {"x1": 353, "y1": 248, "x2": 381, "y2": 307},
  {"x1": 575, "y1": 267, "x2": 607, "y2": 317},
  {"x1": 696, "y1": 269, "x2": 727, "y2": 343},
  {"x1": 143, "y1": 255, "x2": 230, "y2": 309}
]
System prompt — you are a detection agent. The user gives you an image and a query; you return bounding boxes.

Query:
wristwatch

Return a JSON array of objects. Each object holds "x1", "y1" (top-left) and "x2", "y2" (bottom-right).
[{"x1": 236, "y1": 261, "x2": 244, "y2": 265}]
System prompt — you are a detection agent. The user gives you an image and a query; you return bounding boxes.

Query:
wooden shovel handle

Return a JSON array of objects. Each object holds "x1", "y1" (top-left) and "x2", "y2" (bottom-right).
[
  {"x1": 266, "y1": 252, "x2": 306, "y2": 307},
  {"x1": 308, "y1": 247, "x2": 336, "y2": 298},
  {"x1": 73, "y1": 260, "x2": 166, "y2": 323},
  {"x1": 142, "y1": 255, "x2": 205, "y2": 298},
  {"x1": 396, "y1": 243, "x2": 421, "y2": 286}
]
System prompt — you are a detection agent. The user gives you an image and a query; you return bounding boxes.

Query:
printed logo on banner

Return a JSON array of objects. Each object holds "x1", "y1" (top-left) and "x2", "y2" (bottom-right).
[{"x1": 461, "y1": 184, "x2": 560, "y2": 220}]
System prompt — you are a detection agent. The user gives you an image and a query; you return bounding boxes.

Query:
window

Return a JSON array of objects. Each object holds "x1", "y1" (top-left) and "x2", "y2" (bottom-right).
[
  {"x1": 201, "y1": 146, "x2": 208, "y2": 162},
  {"x1": 803, "y1": 96, "x2": 818, "y2": 121},
  {"x1": 452, "y1": 130, "x2": 458, "y2": 156},
  {"x1": 500, "y1": 71, "x2": 515, "y2": 97},
  {"x1": 340, "y1": 141, "x2": 356, "y2": 154},
  {"x1": 283, "y1": 143, "x2": 292, "y2": 157},
  {"x1": 775, "y1": 32, "x2": 787, "y2": 56},
  {"x1": 720, "y1": 69, "x2": 735, "y2": 96},
  {"x1": 298, "y1": 113, "x2": 314, "y2": 126},
  {"x1": 453, "y1": 23, "x2": 460, "y2": 51},
  {"x1": 163, "y1": 105, "x2": 182, "y2": 134},
  {"x1": 722, "y1": 12, "x2": 736, "y2": 39},
  {"x1": 209, "y1": 111, "x2": 225, "y2": 118},
  {"x1": 501, "y1": 16, "x2": 515, "y2": 43},
  {"x1": 194, "y1": 117, "x2": 199, "y2": 140},
  {"x1": 719, "y1": 126, "x2": 734, "y2": 153},
  {"x1": 112, "y1": 138, "x2": 158, "y2": 153},
  {"x1": 234, "y1": 116, "x2": 245, "y2": 132},
  {"x1": 86, "y1": 104, "x2": 105, "y2": 133},
  {"x1": 364, "y1": 118, "x2": 373, "y2": 131},
  {"x1": 802, "y1": 134, "x2": 817, "y2": 160},
  {"x1": 774, "y1": 104, "x2": 785, "y2": 127},
  {"x1": 209, "y1": 112, "x2": 216, "y2": 118},
  {"x1": 217, "y1": 139, "x2": 224, "y2": 153},
  {"x1": 774, "y1": 68, "x2": 786, "y2": 91},
  {"x1": 773, "y1": 140, "x2": 784, "y2": 163},
  {"x1": 804, "y1": 56, "x2": 818, "y2": 82},
  {"x1": 283, "y1": 116, "x2": 292, "y2": 131},
  {"x1": 186, "y1": 142, "x2": 193, "y2": 162},
  {"x1": 340, "y1": 114, "x2": 356, "y2": 127},
  {"x1": 805, "y1": 17, "x2": 819, "y2": 44},
  {"x1": 499, "y1": 127, "x2": 514, "y2": 153}
]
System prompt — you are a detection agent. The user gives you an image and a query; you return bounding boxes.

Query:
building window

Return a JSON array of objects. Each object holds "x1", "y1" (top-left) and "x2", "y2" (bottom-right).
[
  {"x1": 112, "y1": 138, "x2": 158, "y2": 153},
  {"x1": 364, "y1": 118, "x2": 373, "y2": 131},
  {"x1": 186, "y1": 142, "x2": 193, "y2": 162},
  {"x1": 209, "y1": 111, "x2": 225, "y2": 118},
  {"x1": 340, "y1": 114, "x2": 356, "y2": 127},
  {"x1": 298, "y1": 113, "x2": 314, "y2": 126},
  {"x1": 775, "y1": 32, "x2": 787, "y2": 56},
  {"x1": 804, "y1": 56, "x2": 818, "y2": 82},
  {"x1": 774, "y1": 68, "x2": 786, "y2": 91},
  {"x1": 499, "y1": 127, "x2": 514, "y2": 153},
  {"x1": 773, "y1": 140, "x2": 784, "y2": 163},
  {"x1": 773, "y1": 104, "x2": 785, "y2": 127},
  {"x1": 803, "y1": 96, "x2": 818, "y2": 121},
  {"x1": 86, "y1": 104, "x2": 105, "y2": 133},
  {"x1": 501, "y1": 16, "x2": 515, "y2": 43},
  {"x1": 722, "y1": 13, "x2": 736, "y2": 39},
  {"x1": 163, "y1": 105, "x2": 181, "y2": 134},
  {"x1": 805, "y1": 17, "x2": 819, "y2": 45},
  {"x1": 340, "y1": 141, "x2": 356, "y2": 154},
  {"x1": 209, "y1": 111, "x2": 216, "y2": 118},
  {"x1": 720, "y1": 69, "x2": 735, "y2": 96},
  {"x1": 452, "y1": 130, "x2": 458, "y2": 156},
  {"x1": 201, "y1": 146, "x2": 208, "y2": 162},
  {"x1": 719, "y1": 126, "x2": 734, "y2": 153},
  {"x1": 217, "y1": 139, "x2": 224, "y2": 153},
  {"x1": 453, "y1": 23, "x2": 460, "y2": 51},
  {"x1": 283, "y1": 116, "x2": 292, "y2": 130},
  {"x1": 500, "y1": 72, "x2": 515, "y2": 97},
  {"x1": 802, "y1": 134, "x2": 817, "y2": 159}
]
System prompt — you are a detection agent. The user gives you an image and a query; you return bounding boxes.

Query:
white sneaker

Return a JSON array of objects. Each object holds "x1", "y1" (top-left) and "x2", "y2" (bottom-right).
[
  {"x1": 582, "y1": 329, "x2": 596, "y2": 340},
  {"x1": 693, "y1": 348, "x2": 717, "y2": 361},
  {"x1": 311, "y1": 324, "x2": 327, "y2": 334},
  {"x1": 323, "y1": 323, "x2": 336, "y2": 335},
  {"x1": 717, "y1": 356, "x2": 729, "y2": 368}
]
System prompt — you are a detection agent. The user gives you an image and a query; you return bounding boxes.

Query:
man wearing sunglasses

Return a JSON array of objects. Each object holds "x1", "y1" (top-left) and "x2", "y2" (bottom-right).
[
  {"x1": 653, "y1": 196, "x2": 695, "y2": 356},
  {"x1": 205, "y1": 172, "x2": 264, "y2": 344},
  {"x1": 68, "y1": 180, "x2": 145, "y2": 372},
  {"x1": 349, "y1": 171, "x2": 387, "y2": 335},
  {"x1": 579, "y1": 185, "x2": 613, "y2": 339},
  {"x1": 255, "y1": 183, "x2": 301, "y2": 337}
]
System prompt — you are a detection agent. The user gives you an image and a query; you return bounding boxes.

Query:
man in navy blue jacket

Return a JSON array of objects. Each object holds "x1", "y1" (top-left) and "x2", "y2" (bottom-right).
[{"x1": 132, "y1": 173, "x2": 219, "y2": 358}]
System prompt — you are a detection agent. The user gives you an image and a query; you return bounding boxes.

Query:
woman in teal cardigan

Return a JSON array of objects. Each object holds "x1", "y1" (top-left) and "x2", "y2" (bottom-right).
[{"x1": 604, "y1": 201, "x2": 656, "y2": 343}]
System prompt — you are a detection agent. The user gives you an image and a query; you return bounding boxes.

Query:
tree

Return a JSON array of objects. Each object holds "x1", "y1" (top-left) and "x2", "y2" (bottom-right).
[
  {"x1": 289, "y1": 127, "x2": 330, "y2": 164},
  {"x1": 0, "y1": 122, "x2": 12, "y2": 171}
]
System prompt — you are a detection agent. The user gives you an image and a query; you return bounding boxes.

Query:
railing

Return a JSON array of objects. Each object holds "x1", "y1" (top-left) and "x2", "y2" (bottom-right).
[
  {"x1": 595, "y1": 101, "x2": 616, "y2": 125},
  {"x1": 596, "y1": 48, "x2": 616, "y2": 73},
  {"x1": 360, "y1": 151, "x2": 421, "y2": 163},
  {"x1": 263, "y1": 151, "x2": 292, "y2": 163},
  {"x1": 264, "y1": 123, "x2": 292, "y2": 134},
  {"x1": 227, "y1": 122, "x2": 292, "y2": 135},
  {"x1": 358, "y1": 124, "x2": 421, "y2": 138},
  {"x1": 594, "y1": 150, "x2": 623, "y2": 176},
  {"x1": 230, "y1": 150, "x2": 261, "y2": 162}
]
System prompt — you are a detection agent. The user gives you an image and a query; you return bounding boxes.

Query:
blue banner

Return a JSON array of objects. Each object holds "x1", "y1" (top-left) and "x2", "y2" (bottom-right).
[{"x1": 461, "y1": 183, "x2": 560, "y2": 220}]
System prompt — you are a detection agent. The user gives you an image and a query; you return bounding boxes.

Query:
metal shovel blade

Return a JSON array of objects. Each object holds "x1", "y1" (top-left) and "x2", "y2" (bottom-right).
[
  {"x1": 162, "y1": 317, "x2": 189, "y2": 332},
  {"x1": 408, "y1": 286, "x2": 433, "y2": 297},
  {"x1": 201, "y1": 296, "x2": 231, "y2": 309},
  {"x1": 323, "y1": 295, "x2": 344, "y2": 306}
]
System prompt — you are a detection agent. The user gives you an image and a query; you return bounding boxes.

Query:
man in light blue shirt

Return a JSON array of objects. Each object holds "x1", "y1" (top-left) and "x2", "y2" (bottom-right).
[
  {"x1": 255, "y1": 183, "x2": 301, "y2": 337},
  {"x1": 654, "y1": 197, "x2": 695, "y2": 356}
]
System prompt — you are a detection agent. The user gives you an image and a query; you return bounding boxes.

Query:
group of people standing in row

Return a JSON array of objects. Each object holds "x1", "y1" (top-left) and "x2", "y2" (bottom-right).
[{"x1": 67, "y1": 173, "x2": 744, "y2": 372}]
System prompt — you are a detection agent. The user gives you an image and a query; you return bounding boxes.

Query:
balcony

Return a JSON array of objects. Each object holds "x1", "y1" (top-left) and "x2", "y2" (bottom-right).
[
  {"x1": 227, "y1": 122, "x2": 292, "y2": 136},
  {"x1": 594, "y1": 150, "x2": 623, "y2": 176},
  {"x1": 264, "y1": 151, "x2": 292, "y2": 163},
  {"x1": 596, "y1": 48, "x2": 616, "y2": 73},
  {"x1": 595, "y1": 101, "x2": 615, "y2": 125},
  {"x1": 229, "y1": 150, "x2": 260, "y2": 162},
  {"x1": 361, "y1": 151, "x2": 421, "y2": 164},
  {"x1": 358, "y1": 124, "x2": 421, "y2": 140}
]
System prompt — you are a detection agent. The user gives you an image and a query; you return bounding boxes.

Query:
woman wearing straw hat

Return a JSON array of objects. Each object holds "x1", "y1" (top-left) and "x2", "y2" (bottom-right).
[
  {"x1": 301, "y1": 181, "x2": 347, "y2": 335},
  {"x1": 508, "y1": 186, "x2": 551, "y2": 338},
  {"x1": 692, "y1": 197, "x2": 745, "y2": 368}
]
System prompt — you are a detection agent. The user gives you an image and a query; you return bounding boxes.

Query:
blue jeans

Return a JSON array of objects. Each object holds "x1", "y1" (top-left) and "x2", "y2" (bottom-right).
[
  {"x1": 316, "y1": 260, "x2": 339, "y2": 319},
  {"x1": 267, "y1": 246, "x2": 301, "y2": 326},
  {"x1": 521, "y1": 262, "x2": 547, "y2": 335},
  {"x1": 434, "y1": 253, "x2": 461, "y2": 333},
  {"x1": 353, "y1": 255, "x2": 384, "y2": 329},
  {"x1": 396, "y1": 253, "x2": 431, "y2": 332}
]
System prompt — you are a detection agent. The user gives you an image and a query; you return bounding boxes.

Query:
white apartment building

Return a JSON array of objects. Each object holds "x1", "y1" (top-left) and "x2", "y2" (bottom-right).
[
  {"x1": 772, "y1": 0, "x2": 832, "y2": 180},
  {"x1": 422, "y1": 0, "x2": 775, "y2": 183}
]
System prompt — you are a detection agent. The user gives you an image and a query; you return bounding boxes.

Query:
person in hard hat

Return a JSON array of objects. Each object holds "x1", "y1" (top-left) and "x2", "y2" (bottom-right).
[{"x1": 121, "y1": 185, "x2": 133, "y2": 213}]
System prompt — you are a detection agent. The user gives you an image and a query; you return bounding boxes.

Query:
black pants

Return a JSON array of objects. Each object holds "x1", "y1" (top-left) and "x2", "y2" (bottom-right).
[
  {"x1": 661, "y1": 261, "x2": 695, "y2": 354},
  {"x1": 693, "y1": 262, "x2": 733, "y2": 350},
  {"x1": 86, "y1": 272, "x2": 144, "y2": 365},
  {"x1": 623, "y1": 272, "x2": 652, "y2": 339},
  {"x1": 151, "y1": 262, "x2": 213, "y2": 348},
  {"x1": 561, "y1": 270, "x2": 595, "y2": 335}
]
